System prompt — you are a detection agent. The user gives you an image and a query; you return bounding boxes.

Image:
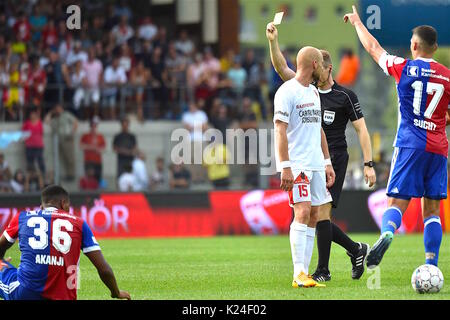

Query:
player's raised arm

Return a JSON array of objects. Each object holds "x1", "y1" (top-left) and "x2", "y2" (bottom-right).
[
  {"x1": 85, "y1": 250, "x2": 131, "y2": 300},
  {"x1": 343, "y1": 5, "x2": 385, "y2": 63},
  {"x1": 266, "y1": 22, "x2": 296, "y2": 82}
]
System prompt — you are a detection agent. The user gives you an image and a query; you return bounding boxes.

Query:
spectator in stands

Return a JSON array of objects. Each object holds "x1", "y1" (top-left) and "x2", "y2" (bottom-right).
[
  {"x1": 175, "y1": 30, "x2": 194, "y2": 57},
  {"x1": 29, "y1": 5, "x2": 47, "y2": 43},
  {"x1": 118, "y1": 163, "x2": 138, "y2": 192},
  {"x1": 102, "y1": 56, "x2": 127, "y2": 119},
  {"x1": 150, "y1": 156, "x2": 166, "y2": 190},
  {"x1": 70, "y1": 59, "x2": 88, "y2": 117},
  {"x1": 0, "y1": 153, "x2": 12, "y2": 192},
  {"x1": 58, "y1": 33, "x2": 74, "y2": 64},
  {"x1": 22, "y1": 107, "x2": 45, "y2": 174},
  {"x1": 111, "y1": 15, "x2": 134, "y2": 47},
  {"x1": 43, "y1": 50, "x2": 63, "y2": 113},
  {"x1": 118, "y1": 43, "x2": 134, "y2": 76},
  {"x1": 26, "y1": 167, "x2": 44, "y2": 192},
  {"x1": 149, "y1": 46, "x2": 169, "y2": 118},
  {"x1": 182, "y1": 101, "x2": 208, "y2": 142},
  {"x1": 44, "y1": 103, "x2": 78, "y2": 181},
  {"x1": 227, "y1": 56, "x2": 247, "y2": 97},
  {"x1": 376, "y1": 151, "x2": 391, "y2": 188},
  {"x1": 203, "y1": 136, "x2": 230, "y2": 189},
  {"x1": 13, "y1": 11, "x2": 31, "y2": 43},
  {"x1": 90, "y1": 16, "x2": 105, "y2": 44},
  {"x1": 10, "y1": 169, "x2": 26, "y2": 193},
  {"x1": 0, "y1": 12, "x2": 8, "y2": 37},
  {"x1": 220, "y1": 48, "x2": 235, "y2": 73},
  {"x1": 239, "y1": 97, "x2": 259, "y2": 187},
  {"x1": 83, "y1": 48, "x2": 103, "y2": 118},
  {"x1": 242, "y1": 49, "x2": 256, "y2": 76},
  {"x1": 166, "y1": 42, "x2": 188, "y2": 109},
  {"x1": 245, "y1": 60, "x2": 267, "y2": 120},
  {"x1": 169, "y1": 162, "x2": 191, "y2": 189},
  {"x1": 129, "y1": 59, "x2": 150, "y2": 122},
  {"x1": 138, "y1": 17, "x2": 158, "y2": 42},
  {"x1": 153, "y1": 26, "x2": 169, "y2": 58},
  {"x1": 79, "y1": 165, "x2": 99, "y2": 191},
  {"x1": 336, "y1": 48, "x2": 360, "y2": 87},
  {"x1": 113, "y1": 116, "x2": 137, "y2": 179},
  {"x1": 41, "y1": 19, "x2": 58, "y2": 50},
  {"x1": 200, "y1": 47, "x2": 221, "y2": 98},
  {"x1": 66, "y1": 40, "x2": 87, "y2": 67},
  {"x1": 80, "y1": 116, "x2": 105, "y2": 183},
  {"x1": 4, "y1": 62, "x2": 23, "y2": 121},
  {"x1": 132, "y1": 151, "x2": 149, "y2": 191},
  {"x1": 137, "y1": 40, "x2": 153, "y2": 69},
  {"x1": 209, "y1": 102, "x2": 230, "y2": 142},
  {"x1": 114, "y1": 0, "x2": 133, "y2": 21},
  {"x1": 186, "y1": 53, "x2": 205, "y2": 102}
]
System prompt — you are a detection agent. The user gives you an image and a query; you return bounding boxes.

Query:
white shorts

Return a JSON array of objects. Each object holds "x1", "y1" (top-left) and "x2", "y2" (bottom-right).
[{"x1": 288, "y1": 169, "x2": 332, "y2": 207}]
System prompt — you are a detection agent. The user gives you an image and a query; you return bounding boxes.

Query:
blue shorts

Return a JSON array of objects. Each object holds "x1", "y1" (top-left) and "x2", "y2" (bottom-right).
[
  {"x1": 387, "y1": 147, "x2": 448, "y2": 200},
  {"x1": 0, "y1": 260, "x2": 42, "y2": 300}
]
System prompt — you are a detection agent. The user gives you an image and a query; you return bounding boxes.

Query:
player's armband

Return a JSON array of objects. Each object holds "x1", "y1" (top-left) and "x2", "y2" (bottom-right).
[{"x1": 378, "y1": 52, "x2": 406, "y2": 82}]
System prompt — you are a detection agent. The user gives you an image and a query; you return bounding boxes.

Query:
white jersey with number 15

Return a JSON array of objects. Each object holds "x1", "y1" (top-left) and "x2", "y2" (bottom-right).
[{"x1": 273, "y1": 78, "x2": 324, "y2": 172}]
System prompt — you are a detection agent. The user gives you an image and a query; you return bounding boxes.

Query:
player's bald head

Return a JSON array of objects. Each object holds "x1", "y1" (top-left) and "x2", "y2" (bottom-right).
[{"x1": 296, "y1": 46, "x2": 323, "y2": 69}]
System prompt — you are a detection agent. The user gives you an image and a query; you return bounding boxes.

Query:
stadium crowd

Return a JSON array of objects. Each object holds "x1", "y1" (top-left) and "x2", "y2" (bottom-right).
[{"x1": 0, "y1": 0, "x2": 393, "y2": 193}]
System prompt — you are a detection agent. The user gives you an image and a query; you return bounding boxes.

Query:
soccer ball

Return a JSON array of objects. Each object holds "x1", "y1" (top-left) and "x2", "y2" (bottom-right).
[{"x1": 411, "y1": 264, "x2": 444, "y2": 294}]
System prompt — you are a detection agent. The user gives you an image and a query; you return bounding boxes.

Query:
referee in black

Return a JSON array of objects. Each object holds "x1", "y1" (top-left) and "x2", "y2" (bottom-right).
[{"x1": 266, "y1": 22, "x2": 377, "y2": 282}]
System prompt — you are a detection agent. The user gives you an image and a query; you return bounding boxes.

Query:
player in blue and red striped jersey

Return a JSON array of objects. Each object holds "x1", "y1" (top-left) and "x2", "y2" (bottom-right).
[
  {"x1": 0, "y1": 185, "x2": 130, "y2": 300},
  {"x1": 344, "y1": 6, "x2": 450, "y2": 269}
]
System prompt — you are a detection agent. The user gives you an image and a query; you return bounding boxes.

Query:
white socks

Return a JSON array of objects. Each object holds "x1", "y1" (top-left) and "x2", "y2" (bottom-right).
[
  {"x1": 304, "y1": 227, "x2": 316, "y2": 274},
  {"x1": 290, "y1": 221, "x2": 308, "y2": 277}
]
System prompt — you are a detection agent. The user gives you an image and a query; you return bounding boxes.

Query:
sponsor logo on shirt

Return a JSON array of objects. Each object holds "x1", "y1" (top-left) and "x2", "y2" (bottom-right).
[
  {"x1": 296, "y1": 103, "x2": 315, "y2": 109},
  {"x1": 421, "y1": 68, "x2": 450, "y2": 82},
  {"x1": 407, "y1": 66, "x2": 419, "y2": 77},
  {"x1": 298, "y1": 109, "x2": 321, "y2": 123}
]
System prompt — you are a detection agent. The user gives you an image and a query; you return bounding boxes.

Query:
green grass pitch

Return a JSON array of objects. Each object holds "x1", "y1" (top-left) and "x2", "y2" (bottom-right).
[{"x1": 6, "y1": 234, "x2": 450, "y2": 300}]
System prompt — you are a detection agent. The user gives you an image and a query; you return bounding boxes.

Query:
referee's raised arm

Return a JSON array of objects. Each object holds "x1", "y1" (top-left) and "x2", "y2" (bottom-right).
[{"x1": 266, "y1": 22, "x2": 296, "y2": 82}]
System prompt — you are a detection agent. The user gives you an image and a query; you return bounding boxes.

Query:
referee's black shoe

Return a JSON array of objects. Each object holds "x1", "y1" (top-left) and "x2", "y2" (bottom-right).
[
  {"x1": 311, "y1": 268, "x2": 331, "y2": 282},
  {"x1": 346, "y1": 243, "x2": 369, "y2": 280}
]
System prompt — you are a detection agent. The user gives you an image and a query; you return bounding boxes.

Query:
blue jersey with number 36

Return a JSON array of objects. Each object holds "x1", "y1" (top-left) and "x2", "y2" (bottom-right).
[{"x1": 2, "y1": 207, "x2": 100, "y2": 300}]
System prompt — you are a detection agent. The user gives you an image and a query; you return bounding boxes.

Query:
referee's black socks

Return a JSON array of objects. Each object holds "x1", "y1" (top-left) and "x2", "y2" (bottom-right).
[
  {"x1": 316, "y1": 220, "x2": 332, "y2": 271},
  {"x1": 331, "y1": 222, "x2": 359, "y2": 256}
]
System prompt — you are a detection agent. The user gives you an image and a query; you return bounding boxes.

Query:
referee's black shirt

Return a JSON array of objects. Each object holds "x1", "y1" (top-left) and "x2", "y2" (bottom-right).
[{"x1": 318, "y1": 82, "x2": 364, "y2": 151}]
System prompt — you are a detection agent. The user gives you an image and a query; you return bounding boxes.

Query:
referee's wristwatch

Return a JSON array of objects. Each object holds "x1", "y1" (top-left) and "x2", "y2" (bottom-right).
[{"x1": 364, "y1": 161, "x2": 375, "y2": 168}]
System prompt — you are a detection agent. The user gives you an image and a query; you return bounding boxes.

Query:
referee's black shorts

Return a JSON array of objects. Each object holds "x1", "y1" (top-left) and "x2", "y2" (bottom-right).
[{"x1": 329, "y1": 149, "x2": 349, "y2": 208}]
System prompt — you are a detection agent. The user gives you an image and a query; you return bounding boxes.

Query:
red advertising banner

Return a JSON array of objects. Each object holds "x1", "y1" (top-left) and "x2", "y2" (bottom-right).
[
  {"x1": 368, "y1": 188, "x2": 450, "y2": 233},
  {"x1": 1, "y1": 189, "x2": 449, "y2": 238},
  {"x1": 0, "y1": 190, "x2": 293, "y2": 238}
]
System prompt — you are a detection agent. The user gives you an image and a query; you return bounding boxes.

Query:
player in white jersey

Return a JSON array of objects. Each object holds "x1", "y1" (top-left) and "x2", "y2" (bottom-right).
[{"x1": 274, "y1": 46, "x2": 335, "y2": 288}]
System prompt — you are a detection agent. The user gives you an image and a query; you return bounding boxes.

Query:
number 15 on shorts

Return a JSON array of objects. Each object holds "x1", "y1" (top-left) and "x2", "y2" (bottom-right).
[{"x1": 290, "y1": 183, "x2": 311, "y2": 205}]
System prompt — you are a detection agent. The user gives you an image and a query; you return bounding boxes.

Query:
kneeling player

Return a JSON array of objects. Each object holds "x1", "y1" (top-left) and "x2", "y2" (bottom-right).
[
  {"x1": 274, "y1": 46, "x2": 335, "y2": 288},
  {"x1": 0, "y1": 185, "x2": 130, "y2": 300}
]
